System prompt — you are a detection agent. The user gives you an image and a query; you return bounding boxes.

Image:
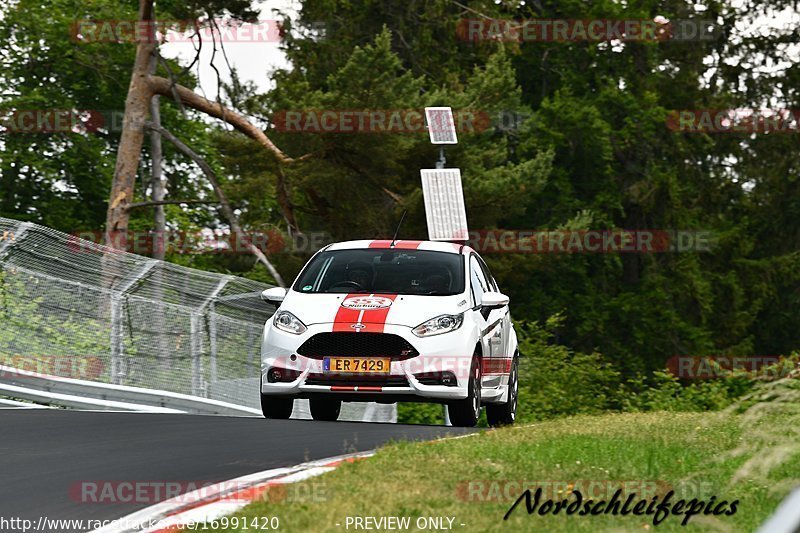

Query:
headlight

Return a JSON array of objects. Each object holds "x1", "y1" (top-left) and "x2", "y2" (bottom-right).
[
  {"x1": 273, "y1": 311, "x2": 307, "y2": 335},
  {"x1": 412, "y1": 313, "x2": 464, "y2": 337}
]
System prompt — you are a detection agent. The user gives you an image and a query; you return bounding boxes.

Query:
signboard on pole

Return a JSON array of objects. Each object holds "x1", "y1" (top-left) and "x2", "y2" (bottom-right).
[
  {"x1": 425, "y1": 107, "x2": 458, "y2": 144},
  {"x1": 420, "y1": 168, "x2": 469, "y2": 241}
]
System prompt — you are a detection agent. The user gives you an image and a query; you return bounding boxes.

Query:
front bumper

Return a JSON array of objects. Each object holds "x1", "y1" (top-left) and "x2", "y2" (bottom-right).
[{"x1": 260, "y1": 322, "x2": 477, "y2": 401}]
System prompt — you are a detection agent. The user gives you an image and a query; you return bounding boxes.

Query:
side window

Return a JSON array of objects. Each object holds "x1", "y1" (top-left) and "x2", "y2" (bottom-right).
[
  {"x1": 469, "y1": 255, "x2": 489, "y2": 306},
  {"x1": 476, "y1": 256, "x2": 498, "y2": 292}
]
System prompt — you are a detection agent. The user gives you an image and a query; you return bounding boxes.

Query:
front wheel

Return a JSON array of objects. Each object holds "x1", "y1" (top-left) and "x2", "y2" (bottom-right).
[
  {"x1": 261, "y1": 394, "x2": 294, "y2": 419},
  {"x1": 486, "y1": 356, "x2": 518, "y2": 427},
  {"x1": 448, "y1": 357, "x2": 481, "y2": 427},
  {"x1": 310, "y1": 398, "x2": 342, "y2": 421}
]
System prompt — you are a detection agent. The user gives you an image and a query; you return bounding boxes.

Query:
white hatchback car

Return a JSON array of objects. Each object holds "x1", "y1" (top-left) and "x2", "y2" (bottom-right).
[{"x1": 259, "y1": 239, "x2": 519, "y2": 427}]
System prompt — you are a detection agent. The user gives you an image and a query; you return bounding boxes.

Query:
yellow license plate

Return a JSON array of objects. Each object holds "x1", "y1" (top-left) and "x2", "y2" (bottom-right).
[{"x1": 323, "y1": 357, "x2": 391, "y2": 374}]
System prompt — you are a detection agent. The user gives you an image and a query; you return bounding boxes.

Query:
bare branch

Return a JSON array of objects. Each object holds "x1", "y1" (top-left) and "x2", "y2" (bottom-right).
[
  {"x1": 144, "y1": 120, "x2": 286, "y2": 287},
  {"x1": 155, "y1": 50, "x2": 186, "y2": 116},
  {"x1": 207, "y1": 12, "x2": 224, "y2": 108},
  {"x1": 148, "y1": 75, "x2": 293, "y2": 164},
  {"x1": 210, "y1": 16, "x2": 241, "y2": 110},
  {"x1": 381, "y1": 187, "x2": 404, "y2": 204},
  {"x1": 176, "y1": 20, "x2": 202, "y2": 78},
  {"x1": 339, "y1": 156, "x2": 405, "y2": 204}
]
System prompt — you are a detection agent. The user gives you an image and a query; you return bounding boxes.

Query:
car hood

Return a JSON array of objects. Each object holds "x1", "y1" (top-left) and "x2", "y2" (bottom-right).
[{"x1": 280, "y1": 291, "x2": 469, "y2": 329}]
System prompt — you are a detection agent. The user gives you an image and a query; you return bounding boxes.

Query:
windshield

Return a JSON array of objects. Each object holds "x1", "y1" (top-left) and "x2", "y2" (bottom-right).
[{"x1": 293, "y1": 249, "x2": 465, "y2": 296}]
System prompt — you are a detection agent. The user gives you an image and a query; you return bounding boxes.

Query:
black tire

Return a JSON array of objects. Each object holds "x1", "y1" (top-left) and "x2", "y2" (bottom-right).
[
  {"x1": 261, "y1": 394, "x2": 294, "y2": 419},
  {"x1": 448, "y1": 357, "x2": 481, "y2": 427},
  {"x1": 486, "y1": 356, "x2": 518, "y2": 427},
  {"x1": 310, "y1": 398, "x2": 342, "y2": 421}
]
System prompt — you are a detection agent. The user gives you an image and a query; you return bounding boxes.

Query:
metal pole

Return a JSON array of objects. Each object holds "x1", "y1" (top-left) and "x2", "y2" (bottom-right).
[
  {"x1": 0, "y1": 222, "x2": 31, "y2": 261},
  {"x1": 110, "y1": 295, "x2": 123, "y2": 384},
  {"x1": 209, "y1": 301, "x2": 218, "y2": 384},
  {"x1": 190, "y1": 313, "x2": 202, "y2": 396},
  {"x1": 195, "y1": 277, "x2": 230, "y2": 394},
  {"x1": 758, "y1": 487, "x2": 800, "y2": 533},
  {"x1": 247, "y1": 325, "x2": 255, "y2": 378},
  {"x1": 435, "y1": 147, "x2": 446, "y2": 169},
  {"x1": 110, "y1": 260, "x2": 158, "y2": 385}
]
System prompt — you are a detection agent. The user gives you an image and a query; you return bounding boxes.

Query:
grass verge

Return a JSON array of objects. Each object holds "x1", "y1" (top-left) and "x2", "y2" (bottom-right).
[{"x1": 208, "y1": 379, "x2": 800, "y2": 532}]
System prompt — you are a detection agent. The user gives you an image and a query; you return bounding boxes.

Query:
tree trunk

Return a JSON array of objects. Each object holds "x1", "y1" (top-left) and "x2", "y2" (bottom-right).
[
  {"x1": 105, "y1": 0, "x2": 156, "y2": 245},
  {"x1": 276, "y1": 166, "x2": 300, "y2": 234},
  {"x1": 147, "y1": 48, "x2": 167, "y2": 261},
  {"x1": 150, "y1": 94, "x2": 166, "y2": 261},
  {"x1": 146, "y1": 51, "x2": 171, "y2": 370},
  {"x1": 106, "y1": 0, "x2": 298, "y2": 251}
]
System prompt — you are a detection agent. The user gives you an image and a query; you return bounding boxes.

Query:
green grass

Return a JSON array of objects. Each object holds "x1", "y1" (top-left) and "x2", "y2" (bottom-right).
[{"x1": 206, "y1": 380, "x2": 800, "y2": 532}]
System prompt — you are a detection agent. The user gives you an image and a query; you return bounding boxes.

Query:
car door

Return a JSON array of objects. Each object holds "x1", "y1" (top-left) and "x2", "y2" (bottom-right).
[
  {"x1": 469, "y1": 254, "x2": 506, "y2": 389},
  {"x1": 476, "y1": 255, "x2": 512, "y2": 386}
]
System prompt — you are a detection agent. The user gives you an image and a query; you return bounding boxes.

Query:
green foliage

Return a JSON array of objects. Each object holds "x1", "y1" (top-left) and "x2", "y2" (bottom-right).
[
  {"x1": 622, "y1": 371, "x2": 751, "y2": 412},
  {"x1": 396, "y1": 402, "x2": 444, "y2": 425},
  {"x1": 0, "y1": 0, "x2": 230, "y2": 238},
  {"x1": 209, "y1": 409, "x2": 799, "y2": 532},
  {"x1": 515, "y1": 315, "x2": 622, "y2": 422},
  {"x1": 3, "y1": 0, "x2": 800, "y2": 422},
  {"x1": 514, "y1": 313, "x2": 798, "y2": 420},
  {"x1": 0, "y1": 269, "x2": 111, "y2": 370},
  {"x1": 622, "y1": 354, "x2": 800, "y2": 413}
]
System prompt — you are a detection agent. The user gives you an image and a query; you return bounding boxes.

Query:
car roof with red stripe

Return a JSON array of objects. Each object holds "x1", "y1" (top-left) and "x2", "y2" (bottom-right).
[{"x1": 324, "y1": 239, "x2": 469, "y2": 254}]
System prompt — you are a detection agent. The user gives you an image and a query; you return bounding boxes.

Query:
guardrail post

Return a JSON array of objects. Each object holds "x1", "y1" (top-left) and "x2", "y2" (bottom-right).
[
  {"x1": 110, "y1": 294, "x2": 123, "y2": 384},
  {"x1": 248, "y1": 325, "x2": 255, "y2": 377},
  {"x1": 197, "y1": 276, "x2": 231, "y2": 392},
  {"x1": 209, "y1": 301, "x2": 218, "y2": 384},
  {"x1": 109, "y1": 259, "x2": 159, "y2": 385},
  {"x1": 190, "y1": 312, "x2": 203, "y2": 396},
  {"x1": 0, "y1": 222, "x2": 31, "y2": 261}
]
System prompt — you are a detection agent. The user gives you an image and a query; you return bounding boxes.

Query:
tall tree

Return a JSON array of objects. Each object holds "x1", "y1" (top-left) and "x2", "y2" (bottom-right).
[{"x1": 104, "y1": 0, "x2": 292, "y2": 247}]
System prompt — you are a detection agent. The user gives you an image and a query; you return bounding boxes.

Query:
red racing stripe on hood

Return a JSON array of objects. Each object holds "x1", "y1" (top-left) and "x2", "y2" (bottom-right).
[
  {"x1": 356, "y1": 294, "x2": 397, "y2": 333},
  {"x1": 332, "y1": 294, "x2": 398, "y2": 333},
  {"x1": 332, "y1": 293, "x2": 362, "y2": 332}
]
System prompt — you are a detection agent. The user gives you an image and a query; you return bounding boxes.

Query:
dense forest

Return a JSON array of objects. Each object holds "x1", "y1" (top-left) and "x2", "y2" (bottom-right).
[{"x1": 2, "y1": 0, "x2": 799, "y2": 418}]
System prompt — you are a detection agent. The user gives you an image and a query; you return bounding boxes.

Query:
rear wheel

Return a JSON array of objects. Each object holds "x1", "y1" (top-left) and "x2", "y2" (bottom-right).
[
  {"x1": 261, "y1": 394, "x2": 294, "y2": 419},
  {"x1": 486, "y1": 356, "x2": 518, "y2": 427},
  {"x1": 310, "y1": 398, "x2": 342, "y2": 421},
  {"x1": 448, "y1": 357, "x2": 481, "y2": 427}
]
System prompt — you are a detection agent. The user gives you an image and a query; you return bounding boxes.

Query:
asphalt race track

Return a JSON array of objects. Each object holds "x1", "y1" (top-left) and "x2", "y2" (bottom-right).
[{"x1": 0, "y1": 409, "x2": 476, "y2": 529}]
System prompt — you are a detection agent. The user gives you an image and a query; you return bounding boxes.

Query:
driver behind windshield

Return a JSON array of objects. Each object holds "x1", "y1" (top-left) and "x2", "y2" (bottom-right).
[
  {"x1": 343, "y1": 261, "x2": 373, "y2": 291},
  {"x1": 422, "y1": 270, "x2": 449, "y2": 294}
]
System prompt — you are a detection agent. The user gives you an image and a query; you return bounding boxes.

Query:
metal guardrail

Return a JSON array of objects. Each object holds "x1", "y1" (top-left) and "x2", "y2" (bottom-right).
[
  {"x1": 758, "y1": 488, "x2": 800, "y2": 533},
  {"x1": 0, "y1": 364, "x2": 398, "y2": 421},
  {"x1": 0, "y1": 365, "x2": 261, "y2": 416},
  {"x1": 0, "y1": 383, "x2": 183, "y2": 413},
  {"x1": 0, "y1": 216, "x2": 275, "y2": 401},
  {"x1": 0, "y1": 216, "x2": 397, "y2": 424},
  {"x1": 0, "y1": 398, "x2": 49, "y2": 408}
]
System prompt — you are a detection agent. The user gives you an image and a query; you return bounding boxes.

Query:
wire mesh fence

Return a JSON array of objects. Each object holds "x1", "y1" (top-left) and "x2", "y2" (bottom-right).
[
  {"x1": 0, "y1": 217, "x2": 274, "y2": 403},
  {"x1": 0, "y1": 217, "x2": 396, "y2": 421}
]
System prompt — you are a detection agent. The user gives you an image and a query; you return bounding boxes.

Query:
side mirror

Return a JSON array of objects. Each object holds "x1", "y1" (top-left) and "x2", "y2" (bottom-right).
[
  {"x1": 481, "y1": 291, "x2": 509, "y2": 309},
  {"x1": 261, "y1": 287, "x2": 288, "y2": 305}
]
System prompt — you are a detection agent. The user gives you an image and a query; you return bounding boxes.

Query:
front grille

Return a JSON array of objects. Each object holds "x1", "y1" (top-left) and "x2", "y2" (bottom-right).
[
  {"x1": 304, "y1": 374, "x2": 410, "y2": 387},
  {"x1": 297, "y1": 332, "x2": 419, "y2": 359}
]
